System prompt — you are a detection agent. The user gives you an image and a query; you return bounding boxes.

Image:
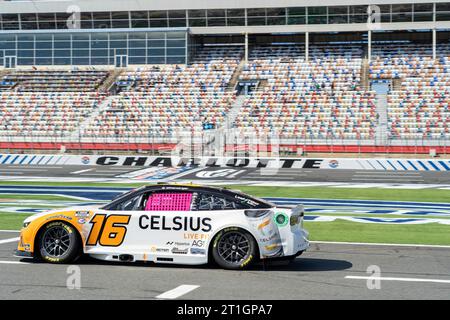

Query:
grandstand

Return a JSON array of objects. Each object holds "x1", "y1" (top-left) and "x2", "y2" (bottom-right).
[
  {"x1": 0, "y1": 0, "x2": 450, "y2": 156},
  {"x1": 82, "y1": 46, "x2": 242, "y2": 139}
]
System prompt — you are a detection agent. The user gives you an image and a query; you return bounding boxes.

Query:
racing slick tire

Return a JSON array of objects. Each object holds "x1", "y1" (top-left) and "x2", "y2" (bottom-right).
[
  {"x1": 37, "y1": 221, "x2": 81, "y2": 264},
  {"x1": 212, "y1": 228, "x2": 257, "y2": 270}
]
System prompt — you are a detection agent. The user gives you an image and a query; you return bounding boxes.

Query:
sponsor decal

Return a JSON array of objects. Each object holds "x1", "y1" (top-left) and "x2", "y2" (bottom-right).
[
  {"x1": 235, "y1": 195, "x2": 259, "y2": 207},
  {"x1": 240, "y1": 254, "x2": 253, "y2": 267},
  {"x1": 45, "y1": 257, "x2": 61, "y2": 263},
  {"x1": 166, "y1": 241, "x2": 190, "y2": 246},
  {"x1": 260, "y1": 233, "x2": 279, "y2": 243},
  {"x1": 190, "y1": 248, "x2": 206, "y2": 255},
  {"x1": 139, "y1": 215, "x2": 212, "y2": 232},
  {"x1": 184, "y1": 233, "x2": 209, "y2": 240},
  {"x1": 257, "y1": 219, "x2": 271, "y2": 230},
  {"x1": 81, "y1": 156, "x2": 90, "y2": 165},
  {"x1": 196, "y1": 169, "x2": 240, "y2": 178},
  {"x1": 118, "y1": 166, "x2": 192, "y2": 180},
  {"x1": 264, "y1": 244, "x2": 281, "y2": 251},
  {"x1": 247, "y1": 212, "x2": 284, "y2": 258},
  {"x1": 274, "y1": 212, "x2": 289, "y2": 227},
  {"x1": 75, "y1": 211, "x2": 90, "y2": 218},
  {"x1": 160, "y1": 185, "x2": 189, "y2": 191},
  {"x1": 192, "y1": 240, "x2": 205, "y2": 247},
  {"x1": 172, "y1": 247, "x2": 189, "y2": 255},
  {"x1": 151, "y1": 246, "x2": 170, "y2": 253},
  {"x1": 45, "y1": 215, "x2": 72, "y2": 221},
  {"x1": 328, "y1": 159, "x2": 339, "y2": 169},
  {"x1": 78, "y1": 218, "x2": 87, "y2": 224}
]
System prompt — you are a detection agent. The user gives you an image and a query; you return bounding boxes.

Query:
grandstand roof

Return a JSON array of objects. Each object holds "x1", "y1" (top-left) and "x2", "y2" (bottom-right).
[
  {"x1": 1, "y1": 1, "x2": 450, "y2": 34},
  {"x1": 1, "y1": 0, "x2": 449, "y2": 13}
]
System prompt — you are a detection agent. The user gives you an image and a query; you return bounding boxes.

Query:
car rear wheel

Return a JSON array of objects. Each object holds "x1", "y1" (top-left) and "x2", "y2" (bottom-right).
[
  {"x1": 37, "y1": 221, "x2": 81, "y2": 264},
  {"x1": 212, "y1": 228, "x2": 257, "y2": 270}
]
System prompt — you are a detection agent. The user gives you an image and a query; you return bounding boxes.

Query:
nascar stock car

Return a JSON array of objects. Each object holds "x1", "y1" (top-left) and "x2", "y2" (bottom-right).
[{"x1": 15, "y1": 184, "x2": 309, "y2": 270}]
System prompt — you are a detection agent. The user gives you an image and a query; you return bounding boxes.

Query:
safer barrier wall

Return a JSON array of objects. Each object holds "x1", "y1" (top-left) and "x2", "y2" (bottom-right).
[{"x1": 0, "y1": 154, "x2": 449, "y2": 171}]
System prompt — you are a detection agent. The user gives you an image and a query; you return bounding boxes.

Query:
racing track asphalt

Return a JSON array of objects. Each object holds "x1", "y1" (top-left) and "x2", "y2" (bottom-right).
[
  {"x1": 0, "y1": 231, "x2": 449, "y2": 300},
  {"x1": 0, "y1": 164, "x2": 449, "y2": 299},
  {"x1": 1, "y1": 164, "x2": 450, "y2": 184}
]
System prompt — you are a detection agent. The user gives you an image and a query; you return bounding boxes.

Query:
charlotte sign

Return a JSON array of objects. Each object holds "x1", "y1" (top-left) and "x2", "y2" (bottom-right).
[{"x1": 0, "y1": 154, "x2": 448, "y2": 171}]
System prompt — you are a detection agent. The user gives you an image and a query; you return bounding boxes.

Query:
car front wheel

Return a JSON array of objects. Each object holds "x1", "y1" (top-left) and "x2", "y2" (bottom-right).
[
  {"x1": 37, "y1": 221, "x2": 81, "y2": 263},
  {"x1": 212, "y1": 228, "x2": 257, "y2": 270}
]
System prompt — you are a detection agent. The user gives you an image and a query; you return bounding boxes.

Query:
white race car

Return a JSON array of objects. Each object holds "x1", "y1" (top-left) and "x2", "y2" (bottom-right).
[{"x1": 16, "y1": 184, "x2": 309, "y2": 270}]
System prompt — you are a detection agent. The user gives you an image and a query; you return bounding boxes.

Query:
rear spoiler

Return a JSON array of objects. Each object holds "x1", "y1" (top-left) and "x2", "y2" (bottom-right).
[{"x1": 276, "y1": 204, "x2": 304, "y2": 216}]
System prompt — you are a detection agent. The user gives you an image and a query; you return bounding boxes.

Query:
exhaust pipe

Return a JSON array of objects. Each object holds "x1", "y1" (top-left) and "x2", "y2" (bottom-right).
[{"x1": 118, "y1": 254, "x2": 134, "y2": 262}]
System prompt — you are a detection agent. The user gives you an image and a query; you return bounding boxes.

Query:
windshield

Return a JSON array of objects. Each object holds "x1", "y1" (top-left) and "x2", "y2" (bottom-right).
[{"x1": 102, "y1": 186, "x2": 145, "y2": 209}]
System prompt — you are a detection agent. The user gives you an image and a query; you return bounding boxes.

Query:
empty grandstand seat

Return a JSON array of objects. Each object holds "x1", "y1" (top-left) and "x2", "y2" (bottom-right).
[
  {"x1": 371, "y1": 44, "x2": 450, "y2": 140},
  {"x1": 234, "y1": 44, "x2": 376, "y2": 140},
  {"x1": 83, "y1": 46, "x2": 243, "y2": 138}
]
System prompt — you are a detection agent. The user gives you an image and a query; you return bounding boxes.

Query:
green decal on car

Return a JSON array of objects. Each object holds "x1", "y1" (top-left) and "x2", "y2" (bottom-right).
[{"x1": 274, "y1": 212, "x2": 289, "y2": 227}]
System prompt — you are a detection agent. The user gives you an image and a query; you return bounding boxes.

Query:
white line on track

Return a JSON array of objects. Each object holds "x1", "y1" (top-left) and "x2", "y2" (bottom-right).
[
  {"x1": 312, "y1": 241, "x2": 450, "y2": 249},
  {"x1": 71, "y1": 168, "x2": 94, "y2": 174},
  {"x1": 353, "y1": 175, "x2": 423, "y2": 178},
  {"x1": 353, "y1": 176, "x2": 424, "y2": 179},
  {"x1": 354, "y1": 171, "x2": 421, "y2": 175},
  {"x1": 79, "y1": 173, "x2": 118, "y2": 176},
  {"x1": 94, "y1": 170, "x2": 130, "y2": 173},
  {"x1": 245, "y1": 176, "x2": 297, "y2": 180},
  {"x1": 0, "y1": 237, "x2": 20, "y2": 245},
  {"x1": 1, "y1": 169, "x2": 49, "y2": 172},
  {"x1": 0, "y1": 260, "x2": 31, "y2": 265},
  {"x1": 0, "y1": 192, "x2": 94, "y2": 201},
  {"x1": 345, "y1": 276, "x2": 450, "y2": 284},
  {"x1": 255, "y1": 172, "x2": 304, "y2": 176},
  {"x1": 0, "y1": 230, "x2": 20, "y2": 233},
  {"x1": 351, "y1": 178, "x2": 425, "y2": 182},
  {"x1": 156, "y1": 285, "x2": 200, "y2": 299},
  {"x1": 6, "y1": 166, "x2": 64, "y2": 169}
]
